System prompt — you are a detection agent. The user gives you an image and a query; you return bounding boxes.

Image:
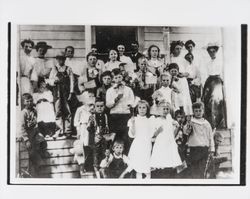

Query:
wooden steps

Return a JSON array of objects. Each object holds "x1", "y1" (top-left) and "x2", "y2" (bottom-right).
[{"x1": 17, "y1": 137, "x2": 81, "y2": 178}]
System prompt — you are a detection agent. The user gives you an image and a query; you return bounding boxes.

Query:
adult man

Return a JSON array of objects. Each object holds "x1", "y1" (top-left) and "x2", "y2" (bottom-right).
[{"x1": 129, "y1": 41, "x2": 144, "y2": 72}]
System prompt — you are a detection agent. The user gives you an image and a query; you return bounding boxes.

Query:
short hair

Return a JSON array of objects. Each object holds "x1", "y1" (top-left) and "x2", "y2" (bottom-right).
[
  {"x1": 65, "y1": 46, "x2": 75, "y2": 53},
  {"x1": 22, "y1": 93, "x2": 33, "y2": 101},
  {"x1": 112, "y1": 140, "x2": 125, "y2": 148},
  {"x1": 111, "y1": 68, "x2": 122, "y2": 77},
  {"x1": 101, "y1": 70, "x2": 112, "y2": 79},
  {"x1": 91, "y1": 44, "x2": 97, "y2": 49},
  {"x1": 131, "y1": 41, "x2": 139, "y2": 46},
  {"x1": 160, "y1": 73, "x2": 171, "y2": 80},
  {"x1": 95, "y1": 98, "x2": 105, "y2": 104},
  {"x1": 170, "y1": 40, "x2": 184, "y2": 54},
  {"x1": 135, "y1": 100, "x2": 150, "y2": 118},
  {"x1": 192, "y1": 102, "x2": 204, "y2": 110},
  {"x1": 184, "y1": 52, "x2": 194, "y2": 61},
  {"x1": 168, "y1": 63, "x2": 179, "y2": 71},
  {"x1": 86, "y1": 52, "x2": 98, "y2": 61},
  {"x1": 148, "y1": 45, "x2": 160, "y2": 59},
  {"x1": 174, "y1": 109, "x2": 185, "y2": 119},
  {"x1": 185, "y1": 40, "x2": 196, "y2": 50},
  {"x1": 158, "y1": 100, "x2": 172, "y2": 108},
  {"x1": 21, "y1": 39, "x2": 34, "y2": 48}
]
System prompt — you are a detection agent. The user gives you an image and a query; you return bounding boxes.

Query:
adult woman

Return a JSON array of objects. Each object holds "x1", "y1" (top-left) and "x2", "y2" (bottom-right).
[
  {"x1": 20, "y1": 39, "x2": 36, "y2": 94},
  {"x1": 170, "y1": 40, "x2": 186, "y2": 74},
  {"x1": 202, "y1": 43, "x2": 227, "y2": 129},
  {"x1": 31, "y1": 41, "x2": 54, "y2": 92}
]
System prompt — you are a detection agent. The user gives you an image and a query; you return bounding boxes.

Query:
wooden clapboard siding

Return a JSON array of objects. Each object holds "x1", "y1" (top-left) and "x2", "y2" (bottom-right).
[
  {"x1": 19, "y1": 25, "x2": 85, "y2": 58},
  {"x1": 142, "y1": 26, "x2": 222, "y2": 55}
]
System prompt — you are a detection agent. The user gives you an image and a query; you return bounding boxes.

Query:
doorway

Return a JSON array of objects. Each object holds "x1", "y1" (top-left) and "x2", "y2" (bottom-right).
[{"x1": 95, "y1": 26, "x2": 137, "y2": 61}]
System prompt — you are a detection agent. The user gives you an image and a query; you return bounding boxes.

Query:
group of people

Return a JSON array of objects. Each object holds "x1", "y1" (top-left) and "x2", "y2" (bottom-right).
[{"x1": 18, "y1": 38, "x2": 227, "y2": 179}]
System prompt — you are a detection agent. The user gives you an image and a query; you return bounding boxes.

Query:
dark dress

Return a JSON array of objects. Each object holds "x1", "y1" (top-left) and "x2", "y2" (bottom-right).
[{"x1": 202, "y1": 75, "x2": 227, "y2": 129}]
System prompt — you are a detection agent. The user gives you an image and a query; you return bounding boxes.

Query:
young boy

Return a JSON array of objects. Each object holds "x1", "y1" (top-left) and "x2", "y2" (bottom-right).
[
  {"x1": 100, "y1": 140, "x2": 131, "y2": 178},
  {"x1": 96, "y1": 71, "x2": 112, "y2": 103},
  {"x1": 185, "y1": 102, "x2": 215, "y2": 178},
  {"x1": 74, "y1": 96, "x2": 95, "y2": 173},
  {"x1": 88, "y1": 99, "x2": 114, "y2": 177},
  {"x1": 20, "y1": 93, "x2": 47, "y2": 177},
  {"x1": 106, "y1": 68, "x2": 134, "y2": 152}
]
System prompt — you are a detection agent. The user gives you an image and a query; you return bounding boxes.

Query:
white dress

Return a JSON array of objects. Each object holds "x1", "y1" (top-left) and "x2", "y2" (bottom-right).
[
  {"x1": 128, "y1": 116, "x2": 153, "y2": 173},
  {"x1": 33, "y1": 90, "x2": 55, "y2": 123},
  {"x1": 20, "y1": 52, "x2": 36, "y2": 93},
  {"x1": 171, "y1": 55, "x2": 193, "y2": 115},
  {"x1": 150, "y1": 114, "x2": 182, "y2": 168}
]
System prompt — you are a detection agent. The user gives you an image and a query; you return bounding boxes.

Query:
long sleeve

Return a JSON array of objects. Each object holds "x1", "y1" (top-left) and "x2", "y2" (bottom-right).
[
  {"x1": 68, "y1": 67, "x2": 74, "y2": 93},
  {"x1": 20, "y1": 111, "x2": 29, "y2": 142},
  {"x1": 47, "y1": 66, "x2": 57, "y2": 86},
  {"x1": 208, "y1": 124, "x2": 215, "y2": 152},
  {"x1": 106, "y1": 88, "x2": 116, "y2": 109}
]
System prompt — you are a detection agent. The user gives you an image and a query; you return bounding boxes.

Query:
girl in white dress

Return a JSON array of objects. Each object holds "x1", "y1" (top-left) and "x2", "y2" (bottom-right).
[
  {"x1": 150, "y1": 100, "x2": 182, "y2": 176},
  {"x1": 128, "y1": 100, "x2": 154, "y2": 178}
]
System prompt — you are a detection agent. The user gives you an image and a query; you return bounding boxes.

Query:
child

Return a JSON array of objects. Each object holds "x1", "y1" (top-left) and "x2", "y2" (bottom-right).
[
  {"x1": 74, "y1": 96, "x2": 96, "y2": 173},
  {"x1": 150, "y1": 100, "x2": 182, "y2": 178},
  {"x1": 33, "y1": 78, "x2": 56, "y2": 138},
  {"x1": 134, "y1": 57, "x2": 155, "y2": 106},
  {"x1": 100, "y1": 140, "x2": 131, "y2": 178},
  {"x1": 127, "y1": 100, "x2": 153, "y2": 178},
  {"x1": 88, "y1": 99, "x2": 114, "y2": 178},
  {"x1": 96, "y1": 71, "x2": 112, "y2": 103},
  {"x1": 151, "y1": 73, "x2": 177, "y2": 115},
  {"x1": 106, "y1": 68, "x2": 134, "y2": 151},
  {"x1": 48, "y1": 52, "x2": 74, "y2": 137},
  {"x1": 103, "y1": 49, "x2": 121, "y2": 72},
  {"x1": 20, "y1": 93, "x2": 48, "y2": 177},
  {"x1": 185, "y1": 102, "x2": 215, "y2": 178},
  {"x1": 169, "y1": 63, "x2": 193, "y2": 116}
]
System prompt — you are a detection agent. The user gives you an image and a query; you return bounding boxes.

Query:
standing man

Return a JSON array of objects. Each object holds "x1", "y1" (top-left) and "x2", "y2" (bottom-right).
[{"x1": 129, "y1": 41, "x2": 143, "y2": 72}]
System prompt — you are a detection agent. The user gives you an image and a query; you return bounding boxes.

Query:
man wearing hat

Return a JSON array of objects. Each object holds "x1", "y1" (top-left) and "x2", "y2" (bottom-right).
[
  {"x1": 20, "y1": 39, "x2": 36, "y2": 94},
  {"x1": 31, "y1": 41, "x2": 54, "y2": 92},
  {"x1": 48, "y1": 51, "x2": 74, "y2": 137}
]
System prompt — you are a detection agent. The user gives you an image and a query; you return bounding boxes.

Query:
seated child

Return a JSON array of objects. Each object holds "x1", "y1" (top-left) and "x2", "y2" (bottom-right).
[
  {"x1": 20, "y1": 93, "x2": 48, "y2": 177},
  {"x1": 33, "y1": 78, "x2": 56, "y2": 138},
  {"x1": 185, "y1": 102, "x2": 215, "y2": 179},
  {"x1": 99, "y1": 140, "x2": 132, "y2": 178}
]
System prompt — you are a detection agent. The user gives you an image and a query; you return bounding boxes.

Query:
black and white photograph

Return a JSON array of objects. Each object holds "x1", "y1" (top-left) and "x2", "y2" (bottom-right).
[{"x1": 10, "y1": 24, "x2": 242, "y2": 184}]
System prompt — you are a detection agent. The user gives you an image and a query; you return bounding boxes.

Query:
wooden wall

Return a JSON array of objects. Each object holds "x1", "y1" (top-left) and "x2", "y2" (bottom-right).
[{"x1": 19, "y1": 25, "x2": 86, "y2": 60}]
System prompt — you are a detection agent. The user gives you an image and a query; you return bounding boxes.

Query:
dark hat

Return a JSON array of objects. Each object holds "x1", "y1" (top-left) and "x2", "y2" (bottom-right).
[
  {"x1": 185, "y1": 40, "x2": 196, "y2": 49},
  {"x1": 21, "y1": 39, "x2": 34, "y2": 48},
  {"x1": 35, "y1": 41, "x2": 52, "y2": 51},
  {"x1": 206, "y1": 42, "x2": 220, "y2": 52},
  {"x1": 55, "y1": 51, "x2": 66, "y2": 59}
]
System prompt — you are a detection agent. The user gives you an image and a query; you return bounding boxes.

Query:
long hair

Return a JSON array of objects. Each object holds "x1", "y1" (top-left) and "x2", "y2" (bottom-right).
[
  {"x1": 147, "y1": 44, "x2": 160, "y2": 59},
  {"x1": 134, "y1": 100, "x2": 150, "y2": 118}
]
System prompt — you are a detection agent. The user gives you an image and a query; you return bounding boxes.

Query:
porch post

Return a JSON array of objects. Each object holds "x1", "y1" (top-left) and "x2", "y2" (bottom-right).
[
  {"x1": 163, "y1": 27, "x2": 170, "y2": 64},
  {"x1": 85, "y1": 25, "x2": 92, "y2": 56}
]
